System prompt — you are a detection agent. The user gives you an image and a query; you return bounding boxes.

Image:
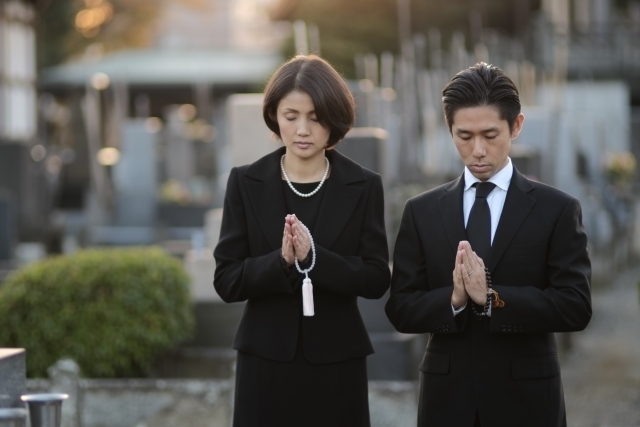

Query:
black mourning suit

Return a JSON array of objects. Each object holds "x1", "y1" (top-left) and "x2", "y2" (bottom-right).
[
  {"x1": 214, "y1": 147, "x2": 390, "y2": 426},
  {"x1": 385, "y1": 168, "x2": 592, "y2": 427}
]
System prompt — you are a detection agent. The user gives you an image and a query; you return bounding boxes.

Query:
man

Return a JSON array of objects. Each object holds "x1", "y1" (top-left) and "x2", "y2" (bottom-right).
[{"x1": 385, "y1": 63, "x2": 592, "y2": 427}]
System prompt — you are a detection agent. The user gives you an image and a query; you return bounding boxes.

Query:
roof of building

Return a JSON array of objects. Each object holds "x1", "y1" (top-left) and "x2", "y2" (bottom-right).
[{"x1": 41, "y1": 49, "x2": 283, "y2": 87}]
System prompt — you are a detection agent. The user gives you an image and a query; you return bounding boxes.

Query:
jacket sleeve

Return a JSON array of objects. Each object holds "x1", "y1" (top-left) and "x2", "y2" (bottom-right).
[
  {"x1": 311, "y1": 174, "x2": 390, "y2": 299},
  {"x1": 489, "y1": 197, "x2": 592, "y2": 333},
  {"x1": 385, "y1": 199, "x2": 467, "y2": 334},
  {"x1": 213, "y1": 167, "x2": 294, "y2": 302}
]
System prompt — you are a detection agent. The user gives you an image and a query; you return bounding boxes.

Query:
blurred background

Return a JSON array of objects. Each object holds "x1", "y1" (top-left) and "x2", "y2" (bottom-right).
[
  {"x1": 0, "y1": 0, "x2": 637, "y2": 273},
  {"x1": 1, "y1": 0, "x2": 640, "y2": 426}
]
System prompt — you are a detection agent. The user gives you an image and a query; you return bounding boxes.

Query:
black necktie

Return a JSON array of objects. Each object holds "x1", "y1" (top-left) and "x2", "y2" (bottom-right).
[{"x1": 466, "y1": 182, "x2": 496, "y2": 262}]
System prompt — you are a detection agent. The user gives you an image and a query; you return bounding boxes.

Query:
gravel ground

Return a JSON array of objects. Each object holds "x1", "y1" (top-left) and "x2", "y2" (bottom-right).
[{"x1": 562, "y1": 264, "x2": 640, "y2": 427}]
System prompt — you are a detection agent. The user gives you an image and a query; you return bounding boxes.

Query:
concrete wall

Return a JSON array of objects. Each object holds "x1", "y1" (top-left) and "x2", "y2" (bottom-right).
[{"x1": 28, "y1": 359, "x2": 419, "y2": 427}]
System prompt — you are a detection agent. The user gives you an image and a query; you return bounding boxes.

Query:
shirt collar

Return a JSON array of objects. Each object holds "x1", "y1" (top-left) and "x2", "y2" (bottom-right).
[{"x1": 464, "y1": 157, "x2": 513, "y2": 191}]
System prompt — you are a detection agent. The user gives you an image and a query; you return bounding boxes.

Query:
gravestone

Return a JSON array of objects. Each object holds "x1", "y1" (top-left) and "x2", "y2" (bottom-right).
[
  {"x1": 0, "y1": 193, "x2": 14, "y2": 261},
  {"x1": 510, "y1": 143, "x2": 541, "y2": 180},
  {"x1": 185, "y1": 250, "x2": 219, "y2": 303},
  {"x1": 204, "y1": 208, "x2": 222, "y2": 253},
  {"x1": 0, "y1": 143, "x2": 37, "y2": 239},
  {"x1": 226, "y1": 94, "x2": 281, "y2": 168},
  {"x1": 358, "y1": 293, "x2": 425, "y2": 380},
  {"x1": 164, "y1": 107, "x2": 196, "y2": 185},
  {"x1": 0, "y1": 349, "x2": 25, "y2": 408},
  {"x1": 338, "y1": 127, "x2": 389, "y2": 183},
  {"x1": 112, "y1": 119, "x2": 158, "y2": 227}
]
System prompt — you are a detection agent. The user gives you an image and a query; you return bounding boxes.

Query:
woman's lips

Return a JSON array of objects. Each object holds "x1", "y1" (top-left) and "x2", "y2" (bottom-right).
[{"x1": 295, "y1": 142, "x2": 312, "y2": 148}]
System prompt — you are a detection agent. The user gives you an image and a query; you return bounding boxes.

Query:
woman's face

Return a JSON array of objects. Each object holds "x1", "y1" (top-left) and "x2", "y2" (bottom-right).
[{"x1": 276, "y1": 90, "x2": 330, "y2": 161}]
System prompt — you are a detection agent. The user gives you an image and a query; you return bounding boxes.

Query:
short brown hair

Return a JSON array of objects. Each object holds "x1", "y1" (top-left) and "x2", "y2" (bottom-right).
[
  {"x1": 263, "y1": 55, "x2": 355, "y2": 149},
  {"x1": 442, "y1": 62, "x2": 521, "y2": 132}
]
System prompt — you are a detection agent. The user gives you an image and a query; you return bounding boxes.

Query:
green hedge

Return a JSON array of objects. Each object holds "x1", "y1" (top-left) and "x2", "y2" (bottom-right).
[{"x1": 0, "y1": 247, "x2": 194, "y2": 378}]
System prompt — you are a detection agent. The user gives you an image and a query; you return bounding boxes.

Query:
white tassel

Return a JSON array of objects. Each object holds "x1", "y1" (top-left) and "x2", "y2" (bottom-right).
[
  {"x1": 302, "y1": 277, "x2": 314, "y2": 316},
  {"x1": 294, "y1": 221, "x2": 317, "y2": 316}
]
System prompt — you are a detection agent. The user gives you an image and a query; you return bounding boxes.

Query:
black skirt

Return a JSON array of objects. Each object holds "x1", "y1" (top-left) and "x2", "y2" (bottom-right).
[{"x1": 232, "y1": 328, "x2": 371, "y2": 427}]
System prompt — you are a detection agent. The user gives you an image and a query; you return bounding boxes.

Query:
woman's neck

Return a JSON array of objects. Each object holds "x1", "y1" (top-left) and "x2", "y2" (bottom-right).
[{"x1": 282, "y1": 150, "x2": 327, "y2": 183}]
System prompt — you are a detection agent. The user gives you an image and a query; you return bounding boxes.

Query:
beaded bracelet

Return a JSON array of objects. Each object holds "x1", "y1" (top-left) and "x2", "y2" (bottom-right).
[{"x1": 471, "y1": 267, "x2": 494, "y2": 317}]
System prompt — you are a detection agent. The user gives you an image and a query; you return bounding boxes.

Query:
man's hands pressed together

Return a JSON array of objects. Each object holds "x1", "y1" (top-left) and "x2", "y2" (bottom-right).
[{"x1": 452, "y1": 240, "x2": 488, "y2": 309}]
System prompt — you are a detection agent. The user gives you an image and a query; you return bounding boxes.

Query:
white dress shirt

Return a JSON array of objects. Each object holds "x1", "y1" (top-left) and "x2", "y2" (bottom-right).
[{"x1": 452, "y1": 158, "x2": 514, "y2": 317}]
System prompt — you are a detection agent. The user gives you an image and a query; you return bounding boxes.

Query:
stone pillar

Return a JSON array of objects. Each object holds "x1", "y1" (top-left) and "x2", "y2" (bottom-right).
[
  {"x1": 0, "y1": 349, "x2": 25, "y2": 408},
  {"x1": 47, "y1": 360, "x2": 80, "y2": 427}
]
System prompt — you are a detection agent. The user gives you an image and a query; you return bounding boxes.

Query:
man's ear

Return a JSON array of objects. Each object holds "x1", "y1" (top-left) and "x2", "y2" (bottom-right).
[{"x1": 511, "y1": 113, "x2": 525, "y2": 139}]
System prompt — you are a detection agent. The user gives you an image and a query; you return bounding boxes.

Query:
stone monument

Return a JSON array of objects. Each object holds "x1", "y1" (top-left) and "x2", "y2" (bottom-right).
[
  {"x1": 226, "y1": 94, "x2": 281, "y2": 168},
  {"x1": 0, "y1": 349, "x2": 25, "y2": 408}
]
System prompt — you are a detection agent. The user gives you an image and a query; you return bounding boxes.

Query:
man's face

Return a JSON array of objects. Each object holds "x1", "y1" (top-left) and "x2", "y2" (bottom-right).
[{"x1": 451, "y1": 106, "x2": 524, "y2": 181}]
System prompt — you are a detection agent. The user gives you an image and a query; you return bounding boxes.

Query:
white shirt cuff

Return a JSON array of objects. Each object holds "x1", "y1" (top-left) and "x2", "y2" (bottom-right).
[{"x1": 452, "y1": 303, "x2": 466, "y2": 316}]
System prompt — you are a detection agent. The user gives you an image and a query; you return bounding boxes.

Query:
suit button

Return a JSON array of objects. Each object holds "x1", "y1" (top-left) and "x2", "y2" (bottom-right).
[
  {"x1": 501, "y1": 325, "x2": 506, "y2": 332},
  {"x1": 507, "y1": 325, "x2": 512, "y2": 332},
  {"x1": 519, "y1": 326, "x2": 524, "y2": 332}
]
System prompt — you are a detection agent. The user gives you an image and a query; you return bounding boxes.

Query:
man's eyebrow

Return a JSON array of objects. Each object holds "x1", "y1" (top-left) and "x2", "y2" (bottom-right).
[{"x1": 454, "y1": 126, "x2": 500, "y2": 134}]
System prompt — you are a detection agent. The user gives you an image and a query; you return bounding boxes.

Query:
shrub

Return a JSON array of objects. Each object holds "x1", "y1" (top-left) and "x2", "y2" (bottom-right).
[{"x1": 0, "y1": 247, "x2": 194, "y2": 378}]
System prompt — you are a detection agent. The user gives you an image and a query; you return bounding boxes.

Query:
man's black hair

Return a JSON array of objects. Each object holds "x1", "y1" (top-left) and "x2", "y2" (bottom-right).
[{"x1": 442, "y1": 62, "x2": 521, "y2": 132}]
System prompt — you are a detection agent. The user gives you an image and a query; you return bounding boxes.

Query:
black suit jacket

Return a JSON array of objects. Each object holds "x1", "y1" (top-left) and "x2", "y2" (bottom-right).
[
  {"x1": 385, "y1": 168, "x2": 592, "y2": 427},
  {"x1": 214, "y1": 147, "x2": 390, "y2": 364}
]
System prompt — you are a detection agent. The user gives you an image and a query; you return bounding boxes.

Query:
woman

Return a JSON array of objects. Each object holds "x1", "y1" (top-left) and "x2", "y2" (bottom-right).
[{"x1": 213, "y1": 55, "x2": 390, "y2": 427}]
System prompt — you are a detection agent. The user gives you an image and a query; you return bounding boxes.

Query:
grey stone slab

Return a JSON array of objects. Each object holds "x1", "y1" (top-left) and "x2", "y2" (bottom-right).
[
  {"x1": 338, "y1": 128, "x2": 388, "y2": 179},
  {"x1": 187, "y1": 301, "x2": 245, "y2": 348},
  {"x1": 369, "y1": 381, "x2": 419, "y2": 427},
  {"x1": 358, "y1": 291, "x2": 396, "y2": 333},
  {"x1": 367, "y1": 333, "x2": 423, "y2": 381},
  {"x1": 81, "y1": 389, "x2": 175, "y2": 427},
  {"x1": 0, "y1": 349, "x2": 26, "y2": 408}
]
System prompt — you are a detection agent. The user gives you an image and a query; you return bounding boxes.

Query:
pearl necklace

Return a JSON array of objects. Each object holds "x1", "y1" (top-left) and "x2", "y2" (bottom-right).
[
  {"x1": 280, "y1": 154, "x2": 330, "y2": 198},
  {"x1": 294, "y1": 222, "x2": 316, "y2": 316}
]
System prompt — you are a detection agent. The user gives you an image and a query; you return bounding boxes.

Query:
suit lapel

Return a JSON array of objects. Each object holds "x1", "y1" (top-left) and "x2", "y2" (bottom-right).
[
  {"x1": 438, "y1": 175, "x2": 467, "y2": 253},
  {"x1": 488, "y1": 169, "x2": 536, "y2": 271},
  {"x1": 313, "y1": 150, "x2": 364, "y2": 249},
  {"x1": 245, "y1": 147, "x2": 288, "y2": 251}
]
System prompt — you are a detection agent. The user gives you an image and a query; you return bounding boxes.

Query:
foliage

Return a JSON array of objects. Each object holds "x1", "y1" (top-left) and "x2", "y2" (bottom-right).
[
  {"x1": 0, "y1": 247, "x2": 194, "y2": 378},
  {"x1": 36, "y1": 0, "x2": 161, "y2": 69},
  {"x1": 281, "y1": 0, "x2": 398, "y2": 77},
  {"x1": 605, "y1": 151, "x2": 637, "y2": 188}
]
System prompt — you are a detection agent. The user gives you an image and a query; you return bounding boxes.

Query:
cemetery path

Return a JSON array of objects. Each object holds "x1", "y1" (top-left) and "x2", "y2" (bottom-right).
[{"x1": 562, "y1": 264, "x2": 640, "y2": 427}]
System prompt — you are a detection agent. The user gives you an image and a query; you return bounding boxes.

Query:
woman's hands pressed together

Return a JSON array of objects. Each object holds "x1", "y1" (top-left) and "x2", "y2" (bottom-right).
[{"x1": 281, "y1": 214, "x2": 311, "y2": 266}]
